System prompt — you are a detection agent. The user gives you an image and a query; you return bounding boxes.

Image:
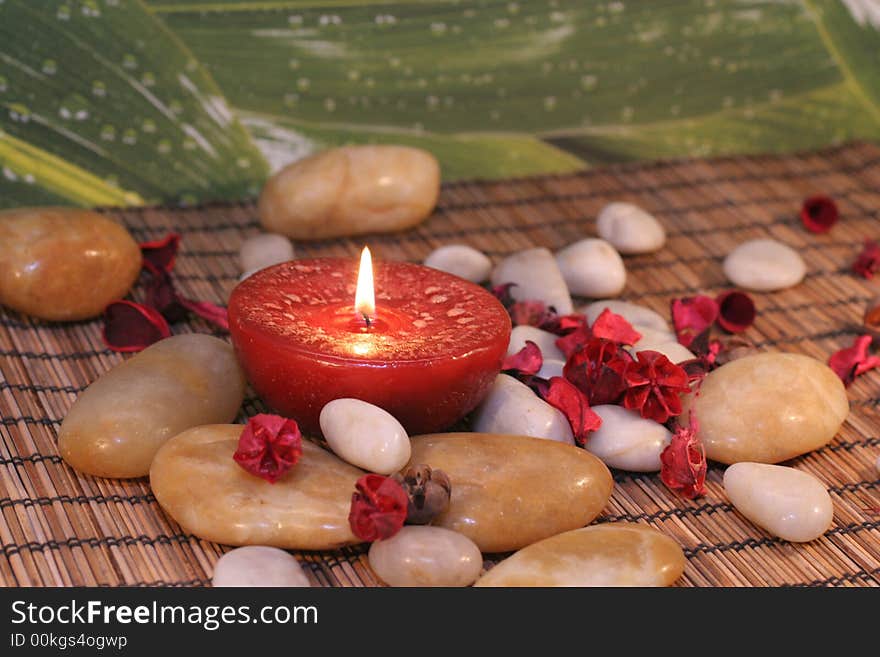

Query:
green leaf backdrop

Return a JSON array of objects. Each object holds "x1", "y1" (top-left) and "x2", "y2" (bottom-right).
[{"x1": 1, "y1": 0, "x2": 879, "y2": 208}]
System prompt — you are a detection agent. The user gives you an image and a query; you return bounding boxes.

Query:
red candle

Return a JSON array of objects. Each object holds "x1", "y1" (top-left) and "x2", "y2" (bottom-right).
[{"x1": 228, "y1": 250, "x2": 511, "y2": 435}]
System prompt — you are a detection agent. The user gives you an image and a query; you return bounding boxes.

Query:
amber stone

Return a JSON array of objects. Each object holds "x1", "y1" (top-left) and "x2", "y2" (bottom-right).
[
  {"x1": 407, "y1": 433, "x2": 613, "y2": 553},
  {"x1": 475, "y1": 523, "x2": 686, "y2": 587},
  {"x1": 679, "y1": 352, "x2": 848, "y2": 464},
  {"x1": 0, "y1": 207, "x2": 141, "y2": 320},
  {"x1": 151, "y1": 425, "x2": 363, "y2": 550},
  {"x1": 58, "y1": 335, "x2": 245, "y2": 479}
]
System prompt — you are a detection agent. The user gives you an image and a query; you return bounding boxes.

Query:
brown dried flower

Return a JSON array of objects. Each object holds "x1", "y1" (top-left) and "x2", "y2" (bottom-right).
[{"x1": 392, "y1": 464, "x2": 451, "y2": 525}]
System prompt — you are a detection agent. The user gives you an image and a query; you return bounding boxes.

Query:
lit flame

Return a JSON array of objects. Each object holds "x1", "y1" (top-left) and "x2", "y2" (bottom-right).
[{"x1": 354, "y1": 246, "x2": 375, "y2": 322}]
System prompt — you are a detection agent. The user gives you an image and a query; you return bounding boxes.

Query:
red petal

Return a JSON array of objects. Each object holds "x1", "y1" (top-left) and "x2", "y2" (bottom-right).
[
  {"x1": 660, "y1": 415, "x2": 706, "y2": 499},
  {"x1": 102, "y1": 300, "x2": 171, "y2": 353},
  {"x1": 232, "y1": 414, "x2": 303, "y2": 483},
  {"x1": 502, "y1": 340, "x2": 543, "y2": 377},
  {"x1": 140, "y1": 233, "x2": 181, "y2": 274},
  {"x1": 348, "y1": 474, "x2": 409, "y2": 542},
  {"x1": 800, "y1": 195, "x2": 838, "y2": 234},
  {"x1": 671, "y1": 296, "x2": 718, "y2": 349},
  {"x1": 176, "y1": 297, "x2": 229, "y2": 331},
  {"x1": 509, "y1": 300, "x2": 555, "y2": 328},
  {"x1": 853, "y1": 240, "x2": 880, "y2": 279},
  {"x1": 145, "y1": 269, "x2": 188, "y2": 322},
  {"x1": 537, "y1": 376, "x2": 602, "y2": 446},
  {"x1": 590, "y1": 308, "x2": 642, "y2": 345},
  {"x1": 715, "y1": 290, "x2": 756, "y2": 333},
  {"x1": 563, "y1": 338, "x2": 630, "y2": 405},
  {"x1": 828, "y1": 334, "x2": 880, "y2": 386},
  {"x1": 555, "y1": 324, "x2": 592, "y2": 358}
]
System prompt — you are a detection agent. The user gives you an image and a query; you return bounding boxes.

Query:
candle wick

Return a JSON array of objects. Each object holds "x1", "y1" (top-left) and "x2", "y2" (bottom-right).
[{"x1": 362, "y1": 313, "x2": 373, "y2": 328}]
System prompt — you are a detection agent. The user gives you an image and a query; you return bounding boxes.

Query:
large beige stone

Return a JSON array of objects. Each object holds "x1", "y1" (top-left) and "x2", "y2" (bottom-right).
[
  {"x1": 680, "y1": 352, "x2": 848, "y2": 464},
  {"x1": 408, "y1": 433, "x2": 613, "y2": 552},
  {"x1": 0, "y1": 207, "x2": 141, "y2": 321},
  {"x1": 258, "y1": 145, "x2": 440, "y2": 240},
  {"x1": 59, "y1": 335, "x2": 246, "y2": 479},
  {"x1": 475, "y1": 523, "x2": 686, "y2": 587},
  {"x1": 151, "y1": 425, "x2": 363, "y2": 550}
]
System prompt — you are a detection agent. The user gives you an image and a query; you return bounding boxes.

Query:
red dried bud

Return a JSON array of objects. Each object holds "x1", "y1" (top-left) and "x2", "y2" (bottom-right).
[
  {"x1": 828, "y1": 334, "x2": 880, "y2": 386},
  {"x1": 715, "y1": 290, "x2": 756, "y2": 334},
  {"x1": 348, "y1": 474, "x2": 409, "y2": 541},
  {"x1": 392, "y1": 465, "x2": 451, "y2": 525},
  {"x1": 660, "y1": 414, "x2": 707, "y2": 499},
  {"x1": 563, "y1": 337, "x2": 631, "y2": 406},
  {"x1": 233, "y1": 414, "x2": 303, "y2": 483},
  {"x1": 613, "y1": 350, "x2": 691, "y2": 423},
  {"x1": 590, "y1": 308, "x2": 642, "y2": 345},
  {"x1": 536, "y1": 376, "x2": 602, "y2": 446},
  {"x1": 853, "y1": 240, "x2": 880, "y2": 279},
  {"x1": 800, "y1": 195, "x2": 838, "y2": 234},
  {"x1": 102, "y1": 300, "x2": 171, "y2": 353},
  {"x1": 502, "y1": 340, "x2": 543, "y2": 378},
  {"x1": 671, "y1": 296, "x2": 718, "y2": 349}
]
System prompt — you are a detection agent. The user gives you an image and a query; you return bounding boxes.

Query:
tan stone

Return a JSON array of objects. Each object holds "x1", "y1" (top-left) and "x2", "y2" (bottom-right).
[
  {"x1": 0, "y1": 207, "x2": 141, "y2": 321},
  {"x1": 258, "y1": 145, "x2": 440, "y2": 240},
  {"x1": 475, "y1": 523, "x2": 685, "y2": 587},
  {"x1": 679, "y1": 352, "x2": 848, "y2": 464},
  {"x1": 368, "y1": 526, "x2": 483, "y2": 587},
  {"x1": 59, "y1": 335, "x2": 246, "y2": 478},
  {"x1": 408, "y1": 433, "x2": 613, "y2": 552},
  {"x1": 151, "y1": 425, "x2": 363, "y2": 550}
]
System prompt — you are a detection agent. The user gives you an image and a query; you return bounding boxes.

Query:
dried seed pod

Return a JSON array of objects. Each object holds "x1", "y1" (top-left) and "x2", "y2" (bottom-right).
[
  {"x1": 713, "y1": 337, "x2": 758, "y2": 367},
  {"x1": 393, "y1": 464, "x2": 452, "y2": 525}
]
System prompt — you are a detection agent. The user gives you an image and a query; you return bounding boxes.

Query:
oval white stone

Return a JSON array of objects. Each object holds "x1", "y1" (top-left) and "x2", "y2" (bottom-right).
[
  {"x1": 597, "y1": 202, "x2": 666, "y2": 254},
  {"x1": 423, "y1": 244, "x2": 492, "y2": 283},
  {"x1": 633, "y1": 340, "x2": 695, "y2": 364},
  {"x1": 491, "y1": 247, "x2": 573, "y2": 314},
  {"x1": 556, "y1": 238, "x2": 626, "y2": 298},
  {"x1": 212, "y1": 546, "x2": 310, "y2": 587},
  {"x1": 723, "y1": 463, "x2": 833, "y2": 542},
  {"x1": 507, "y1": 325, "x2": 565, "y2": 361},
  {"x1": 473, "y1": 374, "x2": 574, "y2": 444},
  {"x1": 587, "y1": 405, "x2": 672, "y2": 472},
  {"x1": 368, "y1": 526, "x2": 483, "y2": 587},
  {"x1": 239, "y1": 233, "x2": 294, "y2": 273},
  {"x1": 581, "y1": 300, "x2": 670, "y2": 332},
  {"x1": 723, "y1": 239, "x2": 806, "y2": 291},
  {"x1": 320, "y1": 398, "x2": 410, "y2": 475},
  {"x1": 537, "y1": 359, "x2": 565, "y2": 380},
  {"x1": 633, "y1": 326, "x2": 678, "y2": 349}
]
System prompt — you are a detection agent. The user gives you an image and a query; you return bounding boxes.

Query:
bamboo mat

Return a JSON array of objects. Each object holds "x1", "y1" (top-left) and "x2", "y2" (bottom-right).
[{"x1": 2, "y1": 142, "x2": 880, "y2": 588}]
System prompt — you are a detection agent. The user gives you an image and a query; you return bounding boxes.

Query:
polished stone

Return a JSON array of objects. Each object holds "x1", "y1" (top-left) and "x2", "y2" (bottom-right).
[
  {"x1": 0, "y1": 207, "x2": 141, "y2": 321},
  {"x1": 368, "y1": 526, "x2": 483, "y2": 587},
  {"x1": 724, "y1": 463, "x2": 833, "y2": 542},
  {"x1": 556, "y1": 238, "x2": 626, "y2": 298},
  {"x1": 151, "y1": 425, "x2": 363, "y2": 550},
  {"x1": 723, "y1": 239, "x2": 806, "y2": 291},
  {"x1": 59, "y1": 335, "x2": 246, "y2": 479},
  {"x1": 475, "y1": 523, "x2": 685, "y2": 587},
  {"x1": 597, "y1": 202, "x2": 666, "y2": 254},
  {"x1": 491, "y1": 247, "x2": 573, "y2": 315},
  {"x1": 587, "y1": 405, "x2": 672, "y2": 472},
  {"x1": 259, "y1": 145, "x2": 440, "y2": 240},
  {"x1": 679, "y1": 352, "x2": 848, "y2": 464},
  {"x1": 212, "y1": 546, "x2": 310, "y2": 587},
  {"x1": 320, "y1": 398, "x2": 410, "y2": 475},
  {"x1": 407, "y1": 433, "x2": 613, "y2": 552}
]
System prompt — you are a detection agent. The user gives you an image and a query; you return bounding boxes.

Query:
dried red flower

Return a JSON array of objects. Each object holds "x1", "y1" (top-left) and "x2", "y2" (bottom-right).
[
  {"x1": 715, "y1": 290, "x2": 756, "y2": 334},
  {"x1": 671, "y1": 296, "x2": 718, "y2": 349},
  {"x1": 232, "y1": 414, "x2": 303, "y2": 483},
  {"x1": 348, "y1": 474, "x2": 409, "y2": 542},
  {"x1": 800, "y1": 195, "x2": 838, "y2": 234},
  {"x1": 490, "y1": 282, "x2": 517, "y2": 308},
  {"x1": 613, "y1": 350, "x2": 691, "y2": 423},
  {"x1": 145, "y1": 267, "x2": 229, "y2": 330},
  {"x1": 828, "y1": 334, "x2": 880, "y2": 386},
  {"x1": 502, "y1": 340, "x2": 543, "y2": 378},
  {"x1": 590, "y1": 308, "x2": 642, "y2": 345},
  {"x1": 563, "y1": 337, "x2": 631, "y2": 406},
  {"x1": 140, "y1": 233, "x2": 181, "y2": 274},
  {"x1": 554, "y1": 318, "x2": 592, "y2": 358},
  {"x1": 536, "y1": 376, "x2": 602, "y2": 446},
  {"x1": 853, "y1": 240, "x2": 880, "y2": 279},
  {"x1": 660, "y1": 414, "x2": 707, "y2": 499},
  {"x1": 102, "y1": 300, "x2": 171, "y2": 352}
]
